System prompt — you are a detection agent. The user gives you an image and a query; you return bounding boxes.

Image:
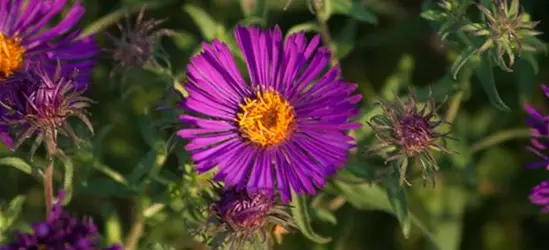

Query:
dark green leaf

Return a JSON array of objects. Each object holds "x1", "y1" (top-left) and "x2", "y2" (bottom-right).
[
  {"x1": 77, "y1": 178, "x2": 136, "y2": 197},
  {"x1": 383, "y1": 170, "x2": 411, "y2": 238},
  {"x1": 475, "y1": 54, "x2": 510, "y2": 111},
  {"x1": 128, "y1": 149, "x2": 159, "y2": 184},
  {"x1": 516, "y1": 56, "x2": 537, "y2": 101},
  {"x1": 334, "y1": 19, "x2": 357, "y2": 59},
  {"x1": 331, "y1": 0, "x2": 377, "y2": 24},
  {"x1": 451, "y1": 46, "x2": 476, "y2": 80},
  {"x1": 291, "y1": 194, "x2": 332, "y2": 244},
  {"x1": 57, "y1": 155, "x2": 74, "y2": 205}
]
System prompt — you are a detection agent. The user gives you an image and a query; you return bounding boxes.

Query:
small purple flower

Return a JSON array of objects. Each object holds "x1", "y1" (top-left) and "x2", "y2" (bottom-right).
[
  {"x1": 0, "y1": 64, "x2": 93, "y2": 157},
  {"x1": 530, "y1": 180, "x2": 549, "y2": 212},
  {"x1": 204, "y1": 188, "x2": 294, "y2": 249},
  {"x1": 0, "y1": 191, "x2": 123, "y2": 250},
  {"x1": 367, "y1": 89, "x2": 453, "y2": 186},
  {"x1": 523, "y1": 84, "x2": 549, "y2": 170},
  {"x1": 177, "y1": 25, "x2": 361, "y2": 203},
  {"x1": 0, "y1": 0, "x2": 99, "y2": 147}
]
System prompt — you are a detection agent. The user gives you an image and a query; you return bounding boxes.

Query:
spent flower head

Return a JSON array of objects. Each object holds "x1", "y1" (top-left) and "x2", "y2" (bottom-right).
[
  {"x1": 105, "y1": 7, "x2": 174, "y2": 75},
  {"x1": 0, "y1": 191, "x2": 122, "y2": 250},
  {"x1": 0, "y1": 64, "x2": 93, "y2": 158},
  {"x1": 461, "y1": 0, "x2": 544, "y2": 71},
  {"x1": 200, "y1": 186, "x2": 295, "y2": 250},
  {"x1": 367, "y1": 89, "x2": 453, "y2": 186}
]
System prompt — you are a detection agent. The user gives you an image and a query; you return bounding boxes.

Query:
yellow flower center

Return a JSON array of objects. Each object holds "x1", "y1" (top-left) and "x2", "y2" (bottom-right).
[
  {"x1": 0, "y1": 33, "x2": 25, "y2": 78},
  {"x1": 237, "y1": 90, "x2": 296, "y2": 147}
]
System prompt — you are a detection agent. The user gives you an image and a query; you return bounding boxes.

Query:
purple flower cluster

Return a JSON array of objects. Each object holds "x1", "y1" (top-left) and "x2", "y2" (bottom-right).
[
  {"x1": 524, "y1": 84, "x2": 549, "y2": 212},
  {"x1": 0, "y1": 191, "x2": 122, "y2": 250},
  {"x1": 0, "y1": 0, "x2": 98, "y2": 148},
  {"x1": 177, "y1": 25, "x2": 362, "y2": 203}
]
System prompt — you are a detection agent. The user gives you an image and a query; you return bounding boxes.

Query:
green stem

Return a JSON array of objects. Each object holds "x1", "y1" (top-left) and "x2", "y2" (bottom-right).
[
  {"x1": 124, "y1": 198, "x2": 145, "y2": 250},
  {"x1": 316, "y1": 14, "x2": 338, "y2": 66},
  {"x1": 471, "y1": 128, "x2": 530, "y2": 153},
  {"x1": 44, "y1": 160, "x2": 54, "y2": 217},
  {"x1": 445, "y1": 91, "x2": 464, "y2": 124}
]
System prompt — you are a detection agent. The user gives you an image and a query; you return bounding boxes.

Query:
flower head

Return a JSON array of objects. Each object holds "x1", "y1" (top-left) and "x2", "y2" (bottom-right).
[
  {"x1": 0, "y1": 64, "x2": 93, "y2": 158},
  {"x1": 0, "y1": 0, "x2": 98, "y2": 148},
  {"x1": 367, "y1": 89, "x2": 452, "y2": 186},
  {"x1": 203, "y1": 187, "x2": 294, "y2": 249},
  {"x1": 461, "y1": 0, "x2": 544, "y2": 71},
  {"x1": 105, "y1": 7, "x2": 173, "y2": 74},
  {"x1": 0, "y1": 191, "x2": 122, "y2": 250},
  {"x1": 530, "y1": 180, "x2": 549, "y2": 213},
  {"x1": 177, "y1": 25, "x2": 361, "y2": 202},
  {"x1": 0, "y1": 0, "x2": 98, "y2": 89}
]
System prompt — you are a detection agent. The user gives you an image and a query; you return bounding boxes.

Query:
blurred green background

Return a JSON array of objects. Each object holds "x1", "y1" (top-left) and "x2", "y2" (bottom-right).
[{"x1": 2, "y1": 0, "x2": 549, "y2": 249}]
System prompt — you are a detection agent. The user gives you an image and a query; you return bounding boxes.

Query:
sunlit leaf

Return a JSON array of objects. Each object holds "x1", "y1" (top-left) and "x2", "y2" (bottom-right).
[
  {"x1": 291, "y1": 194, "x2": 332, "y2": 244},
  {"x1": 0, "y1": 195, "x2": 26, "y2": 233},
  {"x1": 0, "y1": 157, "x2": 35, "y2": 176},
  {"x1": 183, "y1": 4, "x2": 223, "y2": 41}
]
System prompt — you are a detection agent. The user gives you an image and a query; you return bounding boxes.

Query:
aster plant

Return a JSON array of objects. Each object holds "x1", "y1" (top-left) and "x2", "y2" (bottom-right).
[
  {"x1": 367, "y1": 89, "x2": 453, "y2": 186},
  {"x1": 200, "y1": 187, "x2": 295, "y2": 250},
  {"x1": 0, "y1": 190, "x2": 122, "y2": 250},
  {"x1": 177, "y1": 25, "x2": 361, "y2": 203},
  {"x1": 0, "y1": 0, "x2": 98, "y2": 147},
  {"x1": 461, "y1": 0, "x2": 544, "y2": 72}
]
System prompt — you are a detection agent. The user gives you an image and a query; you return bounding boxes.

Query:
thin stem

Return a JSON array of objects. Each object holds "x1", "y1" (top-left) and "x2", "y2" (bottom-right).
[
  {"x1": 445, "y1": 91, "x2": 464, "y2": 124},
  {"x1": 316, "y1": 14, "x2": 338, "y2": 66},
  {"x1": 471, "y1": 128, "x2": 531, "y2": 153},
  {"x1": 124, "y1": 198, "x2": 145, "y2": 250},
  {"x1": 44, "y1": 160, "x2": 54, "y2": 217}
]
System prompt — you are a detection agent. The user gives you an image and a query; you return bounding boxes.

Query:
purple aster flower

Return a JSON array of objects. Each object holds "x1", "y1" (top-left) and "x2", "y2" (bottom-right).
[
  {"x1": 0, "y1": 191, "x2": 123, "y2": 250},
  {"x1": 530, "y1": 180, "x2": 549, "y2": 212},
  {"x1": 177, "y1": 25, "x2": 362, "y2": 203},
  {"x1": 367, "y1": 89, "x2": 453, "y2": 186},
  {"x1": 203, "y1": 187, "x2": 294, "y2": 249},
  {"x1": 523, "y1": 84, "x2": 549, "y2": 170},
  {"x1": 0, "y1": 0, "x2": 98, "y2": 147},
  {"x1": 0, "y1": 63, "x2": 93, "y2": 158}
]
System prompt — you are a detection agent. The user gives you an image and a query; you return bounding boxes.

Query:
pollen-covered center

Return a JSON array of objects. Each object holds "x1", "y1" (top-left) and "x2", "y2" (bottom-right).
[
  {"x1": 0, "y1": 33, "x2": 25, "y2": 78},
  {"x1": 237, "y1": 90, "x2": 296, "y2": 147}
]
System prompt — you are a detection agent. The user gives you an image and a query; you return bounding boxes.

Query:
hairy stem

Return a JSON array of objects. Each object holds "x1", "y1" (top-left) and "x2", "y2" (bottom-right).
[{"x1": 44, "y1": 160, "x2": 54, "y2": 217}]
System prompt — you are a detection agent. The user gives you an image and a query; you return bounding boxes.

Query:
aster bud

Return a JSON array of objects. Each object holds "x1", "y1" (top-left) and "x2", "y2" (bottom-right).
[
  {"x1": 105, "y1": 7, "x2": 174, "y2": 75},
  {"x1": 461, "y1": 0, "x2": 544, "y2": 71},
  {"x1": 367, "y1": 89, "x2": 454, "y2": 186},
  {"x1": 200, "y1": 186, "x2": 295, "y2": 250},
  {"x1": 0, "y1": 63, "x2": 93, "y2": 158}
]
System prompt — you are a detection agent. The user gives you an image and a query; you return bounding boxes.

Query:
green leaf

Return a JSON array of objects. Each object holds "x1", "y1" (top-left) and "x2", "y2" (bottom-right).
[
  {"x1": 286, "y1": 21, "x2": 320, "y2": 37},
  {"x1": 381, "y1": 54, "x2": 414, "y2": 100},
  {"x1": 334, "y1": 19, "x2": 357, "y2": 59},
  {"x1": 420, "y1": 9, "x2": 446, "y2": 21},
  {"x1": 475, "y1": 54, "x2": 510, "y2": 111},
  {"x1": 183, "y1": 4, "x2": 223, "y2": 41},
  {"x1": 516, "y1": 55, "x2": 537, "y2": 101},
  {"x1": 137, "y1": 116, "x2": 162, "y2": 149},
  {"x1": 383, "y1": 171, "x2": 411, "y2": 238},
  {"x1": 81, "y1": 1, "x2": 175, "y2": 37},
  {"x1": 450, "y1": 46, "x2": 476, "y2": 80},
  {"x1": 56, "y1": 154, "x2": 74, "y2": 205},
  {"x1": 0, "y1": 195, "x2": 26, "y2": 233},
  {"x1": 312, "y1": 208, "x2": 337, "y2": 225},
  {"x1": 128, "y1": 149, "x2": 159, "y2": 184},
  {"x1": 0, "y1": 157, "x2": 34, "y2": 176},
  {"x1": 331, "y1": 0, "x2": 377, "y2": 24},
  {"x1": 291, "y1": 194, "x2": 332, "y2": 244}
]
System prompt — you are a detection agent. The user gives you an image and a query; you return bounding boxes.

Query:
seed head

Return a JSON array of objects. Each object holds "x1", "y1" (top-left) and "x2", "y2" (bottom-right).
[
  {"x1": 367, "y1": 89, "x2": 454, "y2": 186},
  {"x1": 0, "y1": 64, "x2": 93, "y2": 158},
  {"x1": 462, "y1": 0, "x2": 544, "y2": 71},
  {"x1": 105, "y1": 7, "x2": 174, "y2": 75}
]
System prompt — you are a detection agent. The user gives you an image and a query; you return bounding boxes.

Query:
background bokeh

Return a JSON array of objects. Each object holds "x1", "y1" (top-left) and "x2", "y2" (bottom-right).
[{"x1": 1, "y1": 0, "x2": 549, "y2": 249}]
